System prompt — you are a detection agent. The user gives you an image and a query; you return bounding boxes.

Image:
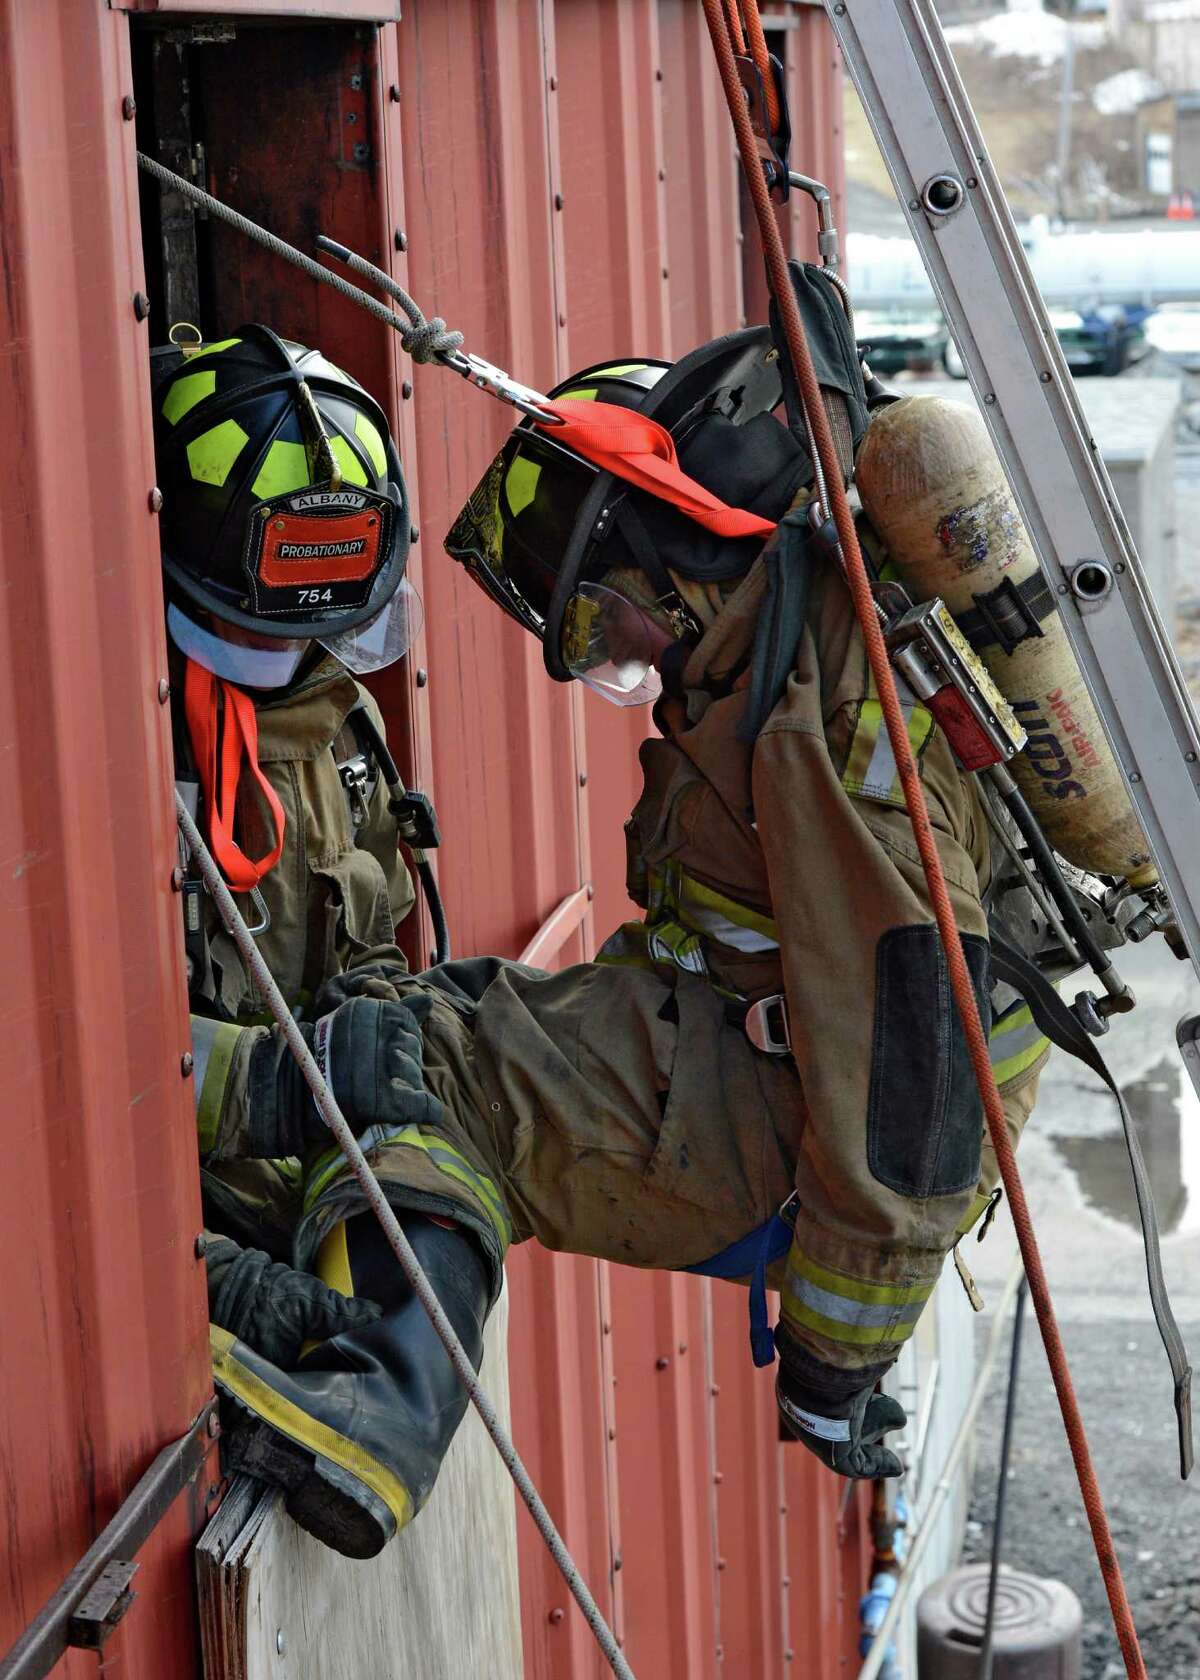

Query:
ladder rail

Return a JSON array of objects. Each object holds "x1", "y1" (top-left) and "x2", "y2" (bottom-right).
[{"x1": 827, "y1": 0, "x2": 1200, "y2": 980}]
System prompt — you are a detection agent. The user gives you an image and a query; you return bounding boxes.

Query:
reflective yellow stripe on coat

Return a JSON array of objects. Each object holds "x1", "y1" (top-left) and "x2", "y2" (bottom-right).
[{"x1": 782, "y1": 1246, "x2": 936, "y2": 1350}]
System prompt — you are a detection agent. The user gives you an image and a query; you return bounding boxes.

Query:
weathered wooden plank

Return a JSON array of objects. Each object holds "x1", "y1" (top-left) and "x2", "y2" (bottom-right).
[{"x1": 197, "y1": 1289, "x2": 522, "y2": 1680}]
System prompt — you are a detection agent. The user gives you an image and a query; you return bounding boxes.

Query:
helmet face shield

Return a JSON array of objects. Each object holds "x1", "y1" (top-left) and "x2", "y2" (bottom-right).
[
  {"x1": 444, "y1": 428, "x2": 597, "y2": 638},
  {"x1": 560, "y1": 582, "x2": 666, "y2": 707},
  {"x1": 318, "y1": 578, "x2": 423, "y2": 674}
]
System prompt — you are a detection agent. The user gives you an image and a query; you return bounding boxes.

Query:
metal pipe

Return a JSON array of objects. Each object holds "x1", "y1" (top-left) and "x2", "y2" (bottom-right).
[
  {"x1": 856, "y1": 1258, "x2": 1026, "y2": 1680},
  {"x1": 978, "y1": 1277, "x2": 1030, "y2": 1680}
]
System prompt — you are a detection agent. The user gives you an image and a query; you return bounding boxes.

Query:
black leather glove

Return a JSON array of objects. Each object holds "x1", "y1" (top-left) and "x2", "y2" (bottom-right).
[
  {"x1": 246, "y1": 993, "x2": 443, "y2": 1157},
  {"x1": 206, "y1": 1237, "x2": 382, "y2": 1368},
  {"x1": 775, "y1": 1321, "x2": 906, "y2": 1479}
]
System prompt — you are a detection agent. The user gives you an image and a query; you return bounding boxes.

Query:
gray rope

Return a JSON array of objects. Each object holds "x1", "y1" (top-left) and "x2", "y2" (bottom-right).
[
  {"x1": 136, "y1": 152, "x2": 462, "y2": 365},
  {"x1": 175, "y1": 794, "x2": 635, "y2": 1680}
]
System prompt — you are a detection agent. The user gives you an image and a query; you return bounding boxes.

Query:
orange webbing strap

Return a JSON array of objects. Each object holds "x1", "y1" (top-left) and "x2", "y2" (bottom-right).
[
  {"x1": 537, "y1": 398, "x2": 777, "y2": 542},
  {"x1": 184, "y1": 659, "x2": 286, "y2": 893},
  {"x1": 701, "y1": 1, "x2": 1148, "y2": 1673}
]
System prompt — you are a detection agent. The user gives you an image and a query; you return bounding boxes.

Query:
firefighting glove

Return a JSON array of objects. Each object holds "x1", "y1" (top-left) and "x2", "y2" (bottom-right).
[
  {"x1": 206, "y1": 1236, "x2": 382, "y2": 1369},
  {"x1": 775, "y1": 1321, "x2": 906, "y2": 1479},
  {"x1": 246, "y1": 993, "x2": 443, "y2": 1158}
]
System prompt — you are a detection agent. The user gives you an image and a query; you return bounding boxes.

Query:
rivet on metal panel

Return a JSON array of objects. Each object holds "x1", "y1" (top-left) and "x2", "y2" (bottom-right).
[
  {"x1": 207, "y1": 1411, "x2": 221, "y2": 1439},
  {"x1": 608, "y1": 1427, "x2": 616, "y2": 1440},
  {"x1": 602, "y1": 1321, "x2": 611, "y2": 1335},
  {"x1": 401, "y1": 380, "x2": 413, "y2": 400},
  {"x1": 1130, "y1": 771, "x2": 1142, "y2": 783},
  {"x1": 148, "y1": 486, "x2": 163, "y2": 513},
  {"x1": 171, "y1": 866, "x2": 185, "y2": 892},
  {"x1": 276, "y1": 1628, "x2": 286, "y2": 1656},
  {"x1": 1187, "y1": 751, "x2": 1198, "y2": 764},
  {"x1": 133, "y1": 292, "x2": 151, "y2": 322},
  {"x1": 785, "y1": 1649, "x2": 795, "y2": 1662},
  {"x1": 181, "y1": 1053, "x2": 194, "y2": 1077},
  {"x1": 349, "y1": 73, "x2": 363, "y2": 90},
  {"x1": 122, "y1": 95, "x2": 137, "y2": 121},
  {"x1": 353, "y1": 143, "x2": 370, "y2": 164},
  {"x1": 585, "y1": 882, "x2": 595, "y2": 900},
  {"x1": 656, "y1": 1356, "x2": 670, "y2": 1370},
  {"x1": 613, "y1": 1554, "x2": 623, "y2": 1572},
  {"x1": 908, "y1": 198, "x2": 920, "y2": 211},
  {"x1": 658, "y1": 168, "x2": 666, "y2": 182},
  {"x1": 410, "y1": 526, "x2": 419, "y2": 544},
  {"x1": 714, "y1": 1471, "x2": 723, "y2": 1484},
  {"x1": 782, "y1": 1575, "x2": 790, "y2": 1587},
  {"x1": 966, "y1": 175, "x2": 979, "y2": 189},
  {"x1": 554, "y1": 193, "x2": 564, "y2": 211},
  {"x1": 716, "y1": 1645, "x2": 725, "y2": 1661},
  {"x1": 780, "y1": 1503, "x2": 788, "y2": 1515},
  {"x1": 347, "y1": 111, "x2": 359, "y2": 125},
  {"x1": 416, "y1": 668, "x2": 428, "y2": 688},
  {"x1": 710, "y1": 1383, "x2": 720, "y2": 1397},
  {"x1": 579, "y1": 771, "x2": 588, "y2": 787},
  {"x1": 491, "y1": 1101, "x2": 501, "y2": 1113},
  {"x1": 1040, "y1": 371, "x2": 1053, "y2": 383},
  {"x1": 394, "y1": 228, "x2": 408, "y2": 252},
  {"x1": 558, "y1": 311, "x2": 568, "y2": 327},
  {"x1": 655, "y1": 67, "x2": 664, "y2": 81},
  {"x1": 549, "y1": 75, "x2": 558, "y2": 91},
  {"x1": 678, "y1": 1341, "x2": 687, "y2": 1354},
  {"x1": 661, "y1": 267, "x2": 669, "y2": 280},
  {"x1": 548, "y1": 1608, "x2": 565, "y2": 1625},
  {"x1": 194, "y1": 1233, "x2": 208, "y2": 1259},
  {"x1": 984, "y1": 393, "x2": 997, "y2": 406},
  {"x1": 389, "y1": 85, "x2": 401, "y2": 103},
  {"x1": 717, "y1": 1557, "x2": 727, "y2": 1571},
  {"x1": 157, "y1": 678, "x2": 171, "y2": 704}
]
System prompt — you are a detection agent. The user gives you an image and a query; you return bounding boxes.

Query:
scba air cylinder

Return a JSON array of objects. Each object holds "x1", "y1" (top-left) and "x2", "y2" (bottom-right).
[{"x1": 855, "y1": 395, "x2": 1154, "y2": 885}]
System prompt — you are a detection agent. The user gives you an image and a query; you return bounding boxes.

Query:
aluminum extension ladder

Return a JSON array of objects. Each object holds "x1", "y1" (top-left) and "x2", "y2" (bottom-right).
[{"x1": 823, "y1": 0, "x2": 1200, "y2": 1080}]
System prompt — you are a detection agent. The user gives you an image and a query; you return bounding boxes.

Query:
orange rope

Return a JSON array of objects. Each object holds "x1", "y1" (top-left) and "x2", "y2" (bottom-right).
[
  {"x1": 721, "y1": 0, "x2": 746, "y2": 56},
  {"x1": 702, "y1": 1, "x2": 1147, "y2": 1673},
  {"x1": 742, "y1": 0, "x2": 781, "y2": 134}
]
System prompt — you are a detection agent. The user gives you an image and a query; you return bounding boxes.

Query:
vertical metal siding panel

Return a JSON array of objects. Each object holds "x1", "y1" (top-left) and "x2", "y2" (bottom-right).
[
  {"x1": 710, "y1": 1287, "x2": 786, "y2": 1677},
  {"x1": 393, "y1": 10, "x2": 619, "y2": 1677},
  {"x1": 658, "y1": 0, "x2": 744, "y2": 345},
  {"x1": 786, "y1": 9, "x2": 848, "y2": 268},
  {"x1": 0, "y1": 1, "x2": 211, "y2": 1672}
]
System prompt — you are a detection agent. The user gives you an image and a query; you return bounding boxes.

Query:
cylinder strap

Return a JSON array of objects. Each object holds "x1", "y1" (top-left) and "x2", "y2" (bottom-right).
[{"x1": 183, "y1": 660, "x2": 286, "y2": 893}]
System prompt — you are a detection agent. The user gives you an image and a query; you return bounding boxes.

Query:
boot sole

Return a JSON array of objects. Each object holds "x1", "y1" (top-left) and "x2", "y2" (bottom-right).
[{"x1": 209, "y1": 1326, "x2": 408, "y2": 1560}]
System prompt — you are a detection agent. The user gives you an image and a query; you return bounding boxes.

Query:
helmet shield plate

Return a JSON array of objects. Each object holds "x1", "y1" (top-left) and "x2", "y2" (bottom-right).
[{"x1": 242, "y1": 480, "x2": 395, "y2": 622}]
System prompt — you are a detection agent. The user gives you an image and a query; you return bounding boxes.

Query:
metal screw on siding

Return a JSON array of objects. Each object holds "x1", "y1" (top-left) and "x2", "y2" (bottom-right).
[
  {"x1": 276, "y1": 1629, "x2": 286, "y2": 1656},
  {"x1": 711, "y1": 1383, "x2": 721, "y2": 1397},
  {"x1": 785, "y1": 1650, "x2": 795, "y2": 1663},
  {"x1": 171, "y1": 866, "x2": 185, "y2": 892},
  {"x1": 548, "y1": 1608, "x2": 565, "y2": 1625},
  {"x1": 549, "y1": 75, "x2": 558, "y2": 91},
  {"x1": 389, "y1": 84, "x2": 401, "y2": 103},
  {"x1": 181, "y1": 1052, "x2": 194, "y2": 1077},
  {"x1": 558, "y1": 311, "x2": 568, "y2": 327},
  {"x1": 133, "y1": 292, "x2": 151, "y2": 321},
  {"x1": 717, "y1": 1557, "x2": 727, "y2": 1572},
  {"x1": 194, "y1": 1233, "x2": 208, "y2": 1259},
  {"x1": 394, "y1": 227, "x2": 407, "y2": 252},
  {"x1": 353, "y1": 143, "x2": 370, "y2": 164},
  {"x1": 349, "y1": 73, "x2": 363, "y2": 90},
  {"x1": 410, "y1": 526, "x2": 420, "y2": 545},
  {"x1": 579, "y1": 772, "x2": 588, "y2": 787},
  {"x1": 347, "y1": 111, "x2": 358, "y2": 125},
  {"x1": 554, "y1": 193, "x2": 564, "y2": 211},
  {"x1": 122, "y1": 95, "x2": 137, "y2": 121},
  {"x1": 416, "y1": 668, "x2": 428, "y2": 688},
  {"x1": 157, "y1": 678, "x2": 171, "y2": 704},
  {"x1": 401, "y1": 380, "x2": 413, "y2": 400},
  {"x1": 656, "y1": 1356, "x2": 670, "y2": 1370},
  {"x1": 612, "y1": 1554, "x2": 623, "y2": 1573},
  {"x1": 207, "y1": 1411, "x2": 221, "y2": 1439},
  {"x1": 714, "y1": 1471, "x2": 723, "y2": 1484},
  {"x1": 148, "y1": 486, "x2": 163, "y2": 513},
  {"x1": 678, "y1": 1341, "x2": 687, "y2": 1354},
  {"x1": 656, "y1": 67, "x2": 664, "y2": 80},
  {"x1": 658, "y1": 168, "x2": 666, "y2": 182},
  {"x1": 984, "y1": 393, "x2": 997, "y2": 406}
]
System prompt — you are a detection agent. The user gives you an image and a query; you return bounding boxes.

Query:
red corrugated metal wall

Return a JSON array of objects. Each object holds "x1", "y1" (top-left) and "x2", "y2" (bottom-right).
[{"x1": 1, "y1": 4, "x2": 869, "y2": 1676}]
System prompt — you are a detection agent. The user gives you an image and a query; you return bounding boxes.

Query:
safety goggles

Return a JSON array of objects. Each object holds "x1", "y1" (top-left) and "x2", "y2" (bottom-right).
[{"x1": 560, "y1": 581, "x2": 669, "y2": 707}]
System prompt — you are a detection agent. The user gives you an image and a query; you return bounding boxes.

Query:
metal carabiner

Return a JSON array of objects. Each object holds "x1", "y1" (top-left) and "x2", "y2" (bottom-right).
[{"x1": 441, "y1": 350, "x2": 564, "y2": 425}]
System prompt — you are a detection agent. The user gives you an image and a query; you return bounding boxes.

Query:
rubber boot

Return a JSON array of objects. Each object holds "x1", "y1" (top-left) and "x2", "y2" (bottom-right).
[{"x1": 211, "y1": 1212, "x2": 492, "y2": 1559}]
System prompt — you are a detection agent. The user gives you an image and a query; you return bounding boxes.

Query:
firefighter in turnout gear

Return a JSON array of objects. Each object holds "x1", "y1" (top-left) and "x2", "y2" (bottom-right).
[{"x1": 157, "y1": 327, "x2": 495, "y2": 1559}]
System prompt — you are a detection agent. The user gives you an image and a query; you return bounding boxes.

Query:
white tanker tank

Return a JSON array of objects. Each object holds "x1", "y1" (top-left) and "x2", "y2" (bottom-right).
[{"x1": 854, "y1": 394, "x2": 1156, "y2": 887}]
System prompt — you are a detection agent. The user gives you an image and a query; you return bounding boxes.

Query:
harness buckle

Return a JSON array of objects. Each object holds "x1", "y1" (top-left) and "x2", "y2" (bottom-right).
[
  {"x1": 337, "y1": 752, "x2": 372, "y2": 828},
  {"x1": 745, "y1": 993, "x2": 791, "y2": 1056}
]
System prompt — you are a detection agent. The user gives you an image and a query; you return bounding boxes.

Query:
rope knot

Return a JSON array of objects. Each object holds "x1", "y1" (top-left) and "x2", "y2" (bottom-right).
[{"x1": 401, "y1": 316, "x2": 464, "y2": 365}]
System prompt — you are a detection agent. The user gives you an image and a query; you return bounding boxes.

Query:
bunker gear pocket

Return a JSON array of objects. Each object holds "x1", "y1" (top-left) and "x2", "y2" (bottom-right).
[{"x1": 867, "y1": 925, "x2": 991, "y2": 1200}]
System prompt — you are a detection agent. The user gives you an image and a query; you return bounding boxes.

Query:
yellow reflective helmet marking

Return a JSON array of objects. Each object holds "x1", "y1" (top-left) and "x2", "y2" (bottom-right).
[
  {"x1": 251, "y1": 439, "x2": 309, "y2": 499},
  {"x1": 186, "y1": 336, "x2": 243, "y2": 362},
  {"x1": 557, "y1": 386, "x2": 598, "y2": 402},
  {"x1": 354, "y1": 410, "x2": 388, "y2": 478},
  {"x1": 162, "y1": 370, "x2": 216, "y2": 426},
  {"x1": 186, "y1": 418, "x2": 250, "y2": 488},
  {"x1": 504, "y1": 454, "x2": 542, "y2": 517},
  {"x1": 330, "y1": 433, "x2": 369, "y2": 488}
]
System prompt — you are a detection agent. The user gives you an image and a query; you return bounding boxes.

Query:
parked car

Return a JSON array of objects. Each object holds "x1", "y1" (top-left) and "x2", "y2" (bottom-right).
[
  {"x1": 855, "y1": 308, "x2": 948, "y2": 377},
  {"x1": 941, "y1": 305, "x2": 1146, "y2": 378}
]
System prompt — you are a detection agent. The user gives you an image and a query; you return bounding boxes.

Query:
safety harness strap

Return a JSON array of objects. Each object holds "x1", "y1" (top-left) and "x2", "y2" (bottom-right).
[
  {"x1": 685, "y1": 1207, "x2": 794, "y2": 1366},
  {"x1": 539, "y1": 399, "x2": 777, "y2": 542},
  {"x1": 184, "y1": 660, "x2": 286, "y2": 892},
  {"x1": 991, "y1": 933, "x2": 1194, "y2": 1477}
]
